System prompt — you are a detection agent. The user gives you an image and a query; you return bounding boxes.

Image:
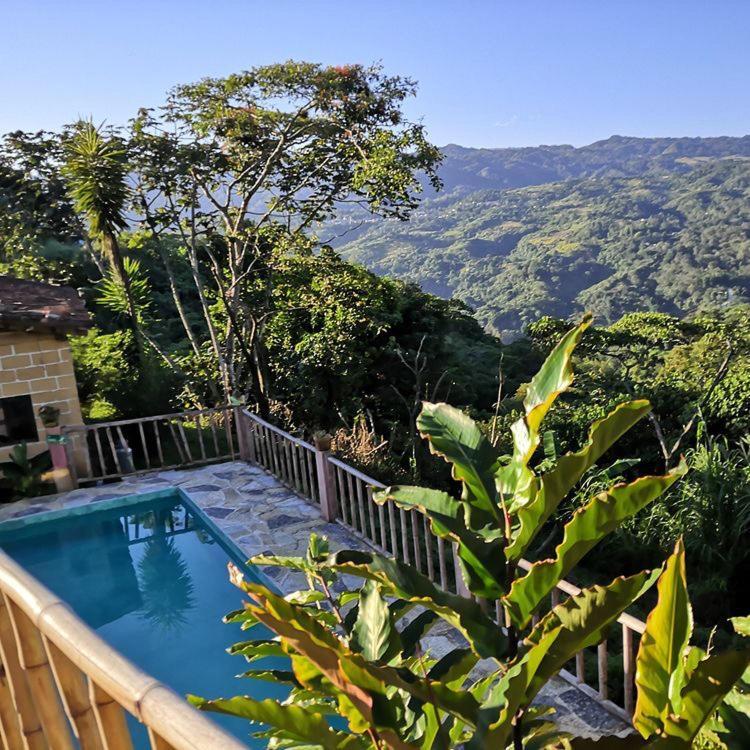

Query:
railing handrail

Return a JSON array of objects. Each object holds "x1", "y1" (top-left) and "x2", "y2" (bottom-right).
[
  {"x1": 0, "y1": 549, "x2": 246, "y2": 749},
  {"x1": 61, "y1": 405, "x2": 233, "y2": 433},
  {"x1": 327, "y1": 456, "x2": 386, "y2": 488},
  {"x1": 242, "y1": 409, "x2": 315, "y2": 451}
]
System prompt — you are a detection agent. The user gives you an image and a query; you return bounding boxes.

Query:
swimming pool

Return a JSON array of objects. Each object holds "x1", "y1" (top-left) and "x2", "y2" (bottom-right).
[{"x1": 0, "y1": 489, "x2": 288, "y2": 747}]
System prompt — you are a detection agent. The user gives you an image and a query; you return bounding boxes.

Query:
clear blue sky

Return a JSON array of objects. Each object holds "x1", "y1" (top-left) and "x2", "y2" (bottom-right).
[{"x1": 2, "y1": 0, "x2": 748, "y2": 148}]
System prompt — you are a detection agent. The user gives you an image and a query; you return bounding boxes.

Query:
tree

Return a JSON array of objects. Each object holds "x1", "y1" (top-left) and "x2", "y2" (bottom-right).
[
  {"x1": 128, "y1": 62, "x2": 442, "y2": 411},
  {"x1": 0, "y1": 129, "x2": 93, "y2": 280}
]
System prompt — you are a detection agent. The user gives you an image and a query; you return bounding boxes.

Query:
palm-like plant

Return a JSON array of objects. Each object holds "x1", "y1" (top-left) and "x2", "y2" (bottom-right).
[
  {"x1": 63, "y1": 121, "x2": 145, "y2": 359},
  {"x1": 137, "y1": 534, "x2": 195, "y2": 632}
]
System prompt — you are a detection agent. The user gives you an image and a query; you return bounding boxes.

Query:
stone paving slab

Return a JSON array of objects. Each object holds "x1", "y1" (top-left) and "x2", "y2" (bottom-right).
[{"x1": 0, "y1": 461, "x2": 629, "y2": 739}]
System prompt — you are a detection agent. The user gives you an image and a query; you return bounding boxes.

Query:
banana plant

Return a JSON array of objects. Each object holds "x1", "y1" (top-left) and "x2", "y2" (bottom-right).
[
  {"x1": 565, "y1": 543, "x2": 750, "y2": 749},
  {"x1": 191, "y1": 318, "x2": 749, "y2": 748}
]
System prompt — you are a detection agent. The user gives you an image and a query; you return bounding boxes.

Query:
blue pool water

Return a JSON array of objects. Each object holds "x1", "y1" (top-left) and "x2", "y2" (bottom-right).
[{"x1": 0, "y1": 490, "x2": 288, "y2": 747}]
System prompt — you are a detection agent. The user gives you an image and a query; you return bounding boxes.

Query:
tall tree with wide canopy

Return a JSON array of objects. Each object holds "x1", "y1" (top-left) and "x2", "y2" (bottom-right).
[{"x1": 129, "y1": 61, "x2": 442, "y2": 412}]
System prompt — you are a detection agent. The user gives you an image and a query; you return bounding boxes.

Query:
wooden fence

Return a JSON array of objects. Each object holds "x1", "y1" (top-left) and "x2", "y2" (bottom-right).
[
  {"x1": 61, "y1": 406, "x2": 239, "y2": 485},
  {"x1": 49, "y1": 406, "x2": 645, "y2": 724},
  {"x1": 0, "y1": 549, "x2": 246, "y2": 750}
]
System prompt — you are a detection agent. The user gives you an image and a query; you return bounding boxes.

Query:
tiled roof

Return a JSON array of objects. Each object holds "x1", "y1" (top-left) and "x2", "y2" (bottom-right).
[{"x1": 0, "y1": 276, "x2": 92, "y2": 335}]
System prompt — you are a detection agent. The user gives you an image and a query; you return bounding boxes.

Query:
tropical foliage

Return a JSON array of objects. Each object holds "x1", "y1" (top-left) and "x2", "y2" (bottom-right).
[
  {"x1": 0, "y1": 443, "x2": 52, "y2": 502},
  {"x1": 191, "y1": 321, "x2": 750, "y2": 748}
]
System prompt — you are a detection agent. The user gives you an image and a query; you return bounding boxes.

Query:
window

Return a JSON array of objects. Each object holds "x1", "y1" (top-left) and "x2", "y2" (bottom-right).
[{"x1": 0, "y1": 396, "x2": 39, "y2": 447}]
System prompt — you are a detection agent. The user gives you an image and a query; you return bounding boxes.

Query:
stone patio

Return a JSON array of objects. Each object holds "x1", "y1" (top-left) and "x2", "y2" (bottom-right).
[{"x1": 0, "y1": 460, "x2": 630, "y2": 740}]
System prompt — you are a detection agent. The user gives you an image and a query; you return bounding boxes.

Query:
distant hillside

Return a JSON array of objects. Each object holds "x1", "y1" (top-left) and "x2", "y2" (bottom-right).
[{"x1": 326, "y1": 136, "x2": 750, "y2": 339}]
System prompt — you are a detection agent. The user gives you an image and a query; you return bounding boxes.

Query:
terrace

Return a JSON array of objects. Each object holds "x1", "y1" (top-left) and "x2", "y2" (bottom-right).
[{"x1": 0, "y1": 406, "x2": 642, "y2": 748}]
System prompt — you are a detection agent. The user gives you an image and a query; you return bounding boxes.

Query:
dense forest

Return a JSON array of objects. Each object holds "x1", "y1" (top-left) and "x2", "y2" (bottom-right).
[
  {"x1": 331, "y1": 137, "x2": 750, "y2": 339},
  {"x1": 1, "y1": 65, "x2": 749, "y2": 644}
]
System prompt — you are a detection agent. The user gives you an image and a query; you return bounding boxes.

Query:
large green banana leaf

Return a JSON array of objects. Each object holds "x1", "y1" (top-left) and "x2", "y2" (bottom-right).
[
  {"x1": 239, "y1": 579, "x2": 481, "y2": 728},
  {"x1": 325, "y1": 550, "x2": 508, "y2": 660},
  {"x1": 661, "y1": 649, "x2": 750, "y2": 743},
  {"x1": 188, "y1": 695, "x2": 367, "y2": 749},
  {"x1": 506, "y1": 399, "x2": 651, "y2": 561},
  {"x1": 497, "y1": 315, "x2": 592, "y2": 513},
  {"x1": 416, "y1": 401, "x2": 502, "y2": 530},
  {"x1": 350, "y1": 579, "x2": 402, "y2": 662},
  {"x1": 375, "y1": 485, "x2": 506, "y2": 598},
  {"x1": 505, "y1": 461, "x2": 686, "y2": 629},
  {"x1": 633, "y1": 539, "x2": 692, "y2": 738}
]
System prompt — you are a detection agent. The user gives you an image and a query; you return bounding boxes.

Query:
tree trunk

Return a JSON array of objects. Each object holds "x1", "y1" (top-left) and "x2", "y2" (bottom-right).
[
  {"x1": 184, "y1": 237, "x2": 231, "y2": 403},
  {"x1": 251, "y1": 329, "x2": 272, "y2": 418},
  {"x1": 161, "y1": 249, "x2": 202, "y2": 357}
]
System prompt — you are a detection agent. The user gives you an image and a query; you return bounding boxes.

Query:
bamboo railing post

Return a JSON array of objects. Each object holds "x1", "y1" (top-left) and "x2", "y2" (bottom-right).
[
  {"x1": 423, "y1": 518, "x2": 435, "y2": 580},
  {"x1": 305, "y1": 449, "x2": 317, "y2": 502},
  {"x1": 575, "y1": 650, "x2": 585, "y2": 683},
  {"x1": 598, "y1": 641, "x2": 609, "y2": 700},
  {"x1": 223, "y1": 409, "x2": 236, "y2": 458},
  {"x1": 0, "y1": 657, "x2": 24, "y2": 750},
  {"x1": 0, "y1": 597, "x2": 45, "y2": 750},
  {"x1": 234, "y1": 409, "x2": 251, "y2": 462},
  {"x1": 337, "y1": 469, "x2": 350, "y2": 525},
  {"x1": 291, "y1": 445, "x2": 302, "y2": 492},
  {"x1": 400, "y1": 509, "x2": 411, "y2": 564},
  {"x1": 376, "y1": 492, "x2": 388, "y2": 550},
  {"x1": 152, "y1": 422, "x2": 165, "y2": 467},
  {"x1": 176, "y1": 421, "x2": 192, "y2": 464},
  {"x1": 453, "y1": 543, "x2": 471, "y2": 597},
  {"x1": 193, "y1": 416, "x2": 207, "y2": 462},
  {"x1": 93, "y1": 428, "x2": 106, "y2": 478},
  {"x1": 44, "y1": 639, "x2": 105, "y2": 750},
  {"x1": 437, "y1": 537, "x2": 449, "y2": 590},
  {"x1": 387, "y1": 502, "x2": 398, "y2": 556},
  {"x1": 623, "y1": 624, "x2": 635, "y2": 715},
  {"x1": 88, "y1": 682, "x2": 134, "y2": 750},
  {"x1": 138, "y1": 422, "x2": 151, "y2": 470},
  {"x1": 6, "y1": 598, "x2": 75, "y2": 749},
  {"x1": 313, "y1": 435, "x2": 338, "y2": 522}
]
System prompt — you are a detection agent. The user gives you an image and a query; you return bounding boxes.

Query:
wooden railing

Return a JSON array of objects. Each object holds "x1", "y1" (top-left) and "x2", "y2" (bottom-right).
[
  {"x1": 239, "y1": 409, "x2": 645, "y2": 721},
  {"x1": 0, "y1": 549, "x2": 246, "y2": 750},
  {"x1": 61, "y1": 406, "x2": 239, "y2": 485}
]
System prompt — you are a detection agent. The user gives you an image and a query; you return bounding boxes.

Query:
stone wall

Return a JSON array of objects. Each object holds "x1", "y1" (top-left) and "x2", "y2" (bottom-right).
[{"x1": 0, "y1": 330, "x2": 84, "y2": 463}]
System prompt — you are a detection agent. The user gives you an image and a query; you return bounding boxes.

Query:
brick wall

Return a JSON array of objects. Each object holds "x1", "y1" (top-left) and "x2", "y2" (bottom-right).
[{"x1": 0, "y1": 331, "x2": 84, "y2": 463}]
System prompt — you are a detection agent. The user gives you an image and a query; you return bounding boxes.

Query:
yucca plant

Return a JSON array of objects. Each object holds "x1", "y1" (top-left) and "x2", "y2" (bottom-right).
[
  {"x1": 97, "y1": 256, "x2": 153, "y2": 322},
  {"x1": 63, "y1": 121, "x2": 145, "y2": 360},
  {"x1": 191, "y1": 316, "x2": 750, "y2": 748}
]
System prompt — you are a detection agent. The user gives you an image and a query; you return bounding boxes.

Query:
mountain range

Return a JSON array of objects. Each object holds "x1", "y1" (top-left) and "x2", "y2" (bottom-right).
[{"x1": 325, "y1": 136, "x2": 750, "y2": 339}]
